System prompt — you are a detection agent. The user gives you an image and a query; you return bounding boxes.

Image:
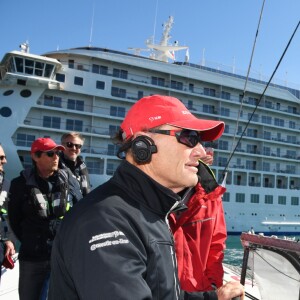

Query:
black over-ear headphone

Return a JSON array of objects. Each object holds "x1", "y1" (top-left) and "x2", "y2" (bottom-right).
[{"x1": 131, "y1": 136, "x2": 157, "y2": 164}]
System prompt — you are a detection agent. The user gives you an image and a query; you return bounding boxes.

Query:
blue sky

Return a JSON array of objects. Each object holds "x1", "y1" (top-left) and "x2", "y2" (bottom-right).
[{"x1": 1, "y1": 0, "x2": 300, "y2": 88}]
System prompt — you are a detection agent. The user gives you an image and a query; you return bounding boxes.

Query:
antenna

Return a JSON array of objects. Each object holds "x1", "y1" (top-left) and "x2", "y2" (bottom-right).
[
  {"x1": 89, "y1": 2, "x2": 95, "y2": 47},
  {"x1": 153, "y1": 0, "x2": 159, "y2": 44}
]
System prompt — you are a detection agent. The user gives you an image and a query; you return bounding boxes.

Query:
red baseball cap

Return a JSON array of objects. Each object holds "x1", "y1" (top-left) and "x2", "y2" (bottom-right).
[
  {"x1": 31, "y1": 138, "x2": 65, "y2": 154},
  {"x1": 120, "y1": 95, "x2": 224, "y2": 141}
]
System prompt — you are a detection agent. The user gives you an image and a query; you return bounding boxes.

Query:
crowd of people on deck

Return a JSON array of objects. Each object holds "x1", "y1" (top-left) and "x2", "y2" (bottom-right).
[{"x1": 0, "y1": 95, "x2": 244, "y2": 300}]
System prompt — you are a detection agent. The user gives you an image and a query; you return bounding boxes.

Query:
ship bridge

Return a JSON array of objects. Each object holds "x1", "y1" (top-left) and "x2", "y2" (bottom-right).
[{"x1": 0, "y1": 50, "x2": 62, "y2": 89}]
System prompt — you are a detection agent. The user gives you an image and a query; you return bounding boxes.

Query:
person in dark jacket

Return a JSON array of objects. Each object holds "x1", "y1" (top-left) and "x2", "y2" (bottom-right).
[
  {"x1": 0, "y1": 144, "x2": 15, "y2": 279},
  {"x1": 48, "y1": 95, "x2": 244, "y2": 300},
  {"x1": 8, "y1": 137, "x2": 83, "y2": 300},
  {"x1": 59, "y1": 132, "x2": 91, "y2": 196}
]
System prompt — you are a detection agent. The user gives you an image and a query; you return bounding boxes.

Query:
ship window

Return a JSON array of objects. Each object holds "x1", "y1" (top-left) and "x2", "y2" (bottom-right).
[
  {"x1": 222, "y1": 192, "x2": 230, "y2": 202},
  {"x1": 220, "y1": 107, "x2": 230, "y2": 117},
  {"x1": 96, "y1": 81, "x2": 105, "y2": 90},
  {"x1": 67, "y1": 99, "x2": 84, "y2": 111},
  {"x1": 274, "y1": 118, "x2": 284, "y2": 127},
  {"x1": 66, "y1": 119, "x2": 83, "y2": 131},
  {"x1": 204, "y1": 88, "x2": 215, "y2": 97},
  {"x1": 250, "y1": 194, "x2": 259, "y2": 203},
  {"x1": 263, "y1": 131, "x2": 271, "y2": 140},
  {"x1": 100, "y1": 66, "x2": 108, "y2": 75},
  {"x1": 221, "y1": 91, "x2": 230, "y2": 100},
  {"x1": 113, "y1": 68, "x2": 128, "y2": 79},
  {"x1": 171, "y1": 80, "x2": 183, "y2": 90},
  {"x1": 43, "y1": 116, "x2": 61, "y2": 129},
  {"x1": 16, "y1": 133, "x2": 35, "y2": 147},
  {"x1": 74, "y1": 76, "x2": 83, "y2": 86},
  {"x1": 217, "y1": 157, "x2": 227, "y2": 167},
  {"x1": 110, "y1": 106, "x2": 125, "y2": 117},
  {"x1": 44, "y1": 95, "x2": 62, "y2": 107},
  {"x1": 151, "y1": 76, "x2": 165, "y2": 87},
  {"x1": 235, "y1": 193, "x2": 245, "y2": 203},
  {"x1": 34, "y1": 61, "x2": 44, "y2": 77},
  {"x1": 45, "y1": 64, "x2": 54, "y2": 78},
  {"x1": 25, "y1": 59, "x2": 34, "y2": 75},
  {"x1": 111, "y1": 87, "x2": 126, "y2": 98},
  {"x1": 203, "y1": 104, "x2": 214, "y2": 114},
  {"x1": 291, "y1": 197, "x2": 299, "y2": 206},
  {"x1": 107, "y1": 144, "x2": 118, "y2": 156},
  {"x1": 262, "y1": 115, "x2": 272, "y2": 124},
  {"x1": 264, "y1": 195, "x2": 273, "y2": 204},
  {"x1": 15, "y1": 57, "x2": 24, "y2": 73},
  {"x1": 68, "y1": 60, "x2": 74, "y2": 69},
  {"x1": 56, "y1": 73, "x2": 65, "y2": 82},
  {"x1": 20, "y1": 89, "x2": 32, "y2": 98},
  {"x1": 109, "y1": 125, "x2": 120, "y2": 137},
  {"x1": 289, "y1": 121, "x2": 296, "y2": 129},
  {"x1": 0, "y1": 107, "x2": 12, "y2": 117},
  {"x1": 278, "y1": 196, "x2": 286, "y2": 205},
  {"x1": 218, "y1": 140, "x2": 228, "y2": 150},
  {"x1": 248, "y1": 97, "x2": 258, "y2": 105},
  {"x1": 138, "y1": 91, "x2": 144, "y2": 99},
  {"x1": 92, "y1": 64, "x2": 100, "y2": 74},
  {"x1": 86, "y1": 160, "x2": 104, "y2": 175},
  {"x1": 262, "y1": 162, "x2": 270, "y2": 172},
  {"x1": 224, "y1": 124, "x2": 229, "y2": 133},
  {"x1": 18, "y1": 153, "x2": 32, "y2": 169},
  {"x1": 3, "y1": 90, "x2": 14, "y2": 96}
]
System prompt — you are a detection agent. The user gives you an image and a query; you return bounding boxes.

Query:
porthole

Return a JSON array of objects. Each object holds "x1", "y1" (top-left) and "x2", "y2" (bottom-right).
[
  {"x1": 20, "y1": 89, "x2": 32, "y2": 98},
  {"x1": 3, "y1": 90, "x2": 14, "y2": 96},
  {"x1": 0, "y1": 107, "x2": 12, "y2": 117}
]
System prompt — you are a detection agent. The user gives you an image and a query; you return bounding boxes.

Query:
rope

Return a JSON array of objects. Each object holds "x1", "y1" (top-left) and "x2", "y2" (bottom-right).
[{"x1": 219, "y1": 19, "x2": 300, "y2": 184}]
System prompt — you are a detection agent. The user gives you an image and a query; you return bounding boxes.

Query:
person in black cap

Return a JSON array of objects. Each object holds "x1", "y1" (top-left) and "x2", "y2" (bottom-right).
[
  {"x1": 49, "y1": 95, "x2": 244, "y2": 300},
  {"x1": 8, "y1": 137, "x2": 83, "y2": 300}
]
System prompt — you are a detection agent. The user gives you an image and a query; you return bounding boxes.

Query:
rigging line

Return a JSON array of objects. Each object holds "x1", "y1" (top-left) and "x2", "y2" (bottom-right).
[
  {"x1": 230, "y1": 0, "x2": 265, "y2": 154},
  {"x1": 89, "y1": 2, "x2": 95, "y2": 47},
  {"x1": 219, "y1": 20, "x2": 300, "y2": 183},
  {"x1": 152, "y1": 0, "x2": 159, "y2": 44},
  {"x1": 253, "y1": 249, "x2": 300, "y2": 282}
]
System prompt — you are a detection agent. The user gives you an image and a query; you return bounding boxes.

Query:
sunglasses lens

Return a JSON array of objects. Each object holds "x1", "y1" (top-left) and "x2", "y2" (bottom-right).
[
  {"x1": 178, "y1": 130, "x2": 200, "y2": 147},
  {"x1": 66, "y1": 142, "x2": 82, "y2": 149},
  {"x1": 46, "y1": 151, "x2": 59, "y2": 157},
  {"x1": 0, "y1": 156, "x2": 6, "y2": 161}
]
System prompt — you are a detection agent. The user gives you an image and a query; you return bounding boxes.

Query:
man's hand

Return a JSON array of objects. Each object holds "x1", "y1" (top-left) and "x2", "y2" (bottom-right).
[
  {"x1": 4, "y1": 240, "x2": 15, "y2": 256},
  {"x1": 217, "y1": 281, "x2": 245, "y2": 300}
]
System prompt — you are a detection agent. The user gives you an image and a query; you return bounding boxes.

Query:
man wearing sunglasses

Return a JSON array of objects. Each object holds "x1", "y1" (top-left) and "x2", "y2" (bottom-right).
[
  {"x1": 8, "y1": 137, "x2": 83, "y2": 300},
  {"x1": 49, "y1": 95, "x2": 244, "y2": 300},
  {"x1": 59, "y1": 132, "x2": 91, "y2": 196}
]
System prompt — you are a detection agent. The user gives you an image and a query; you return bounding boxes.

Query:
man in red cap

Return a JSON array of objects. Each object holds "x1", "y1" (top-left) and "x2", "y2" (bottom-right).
[
  {"x1": 49, "y1": 95, "x2": 244, "y2": 300},
  {"x1": 8, "y1": 137, "x2": 83, "y2": 300}
]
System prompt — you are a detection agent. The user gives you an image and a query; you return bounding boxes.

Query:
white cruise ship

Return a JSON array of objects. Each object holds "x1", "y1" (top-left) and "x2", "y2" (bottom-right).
[{"x1": 1, "y1": 16, "x2": 300, "y2": 235}]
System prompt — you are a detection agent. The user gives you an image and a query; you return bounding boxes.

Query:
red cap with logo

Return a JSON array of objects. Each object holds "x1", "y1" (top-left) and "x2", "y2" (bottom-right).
[
  {"x1": 120, "y1": 95, "x2": 224, "y2": 141},
  {"x1": 31, "y1": 138, "x2": 65, "y2": 154}
]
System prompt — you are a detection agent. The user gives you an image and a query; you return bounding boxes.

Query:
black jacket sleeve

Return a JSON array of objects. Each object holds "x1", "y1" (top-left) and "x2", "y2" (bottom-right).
[{"x1": 7, "y1": 176, "x2": 26, "y2": 241}]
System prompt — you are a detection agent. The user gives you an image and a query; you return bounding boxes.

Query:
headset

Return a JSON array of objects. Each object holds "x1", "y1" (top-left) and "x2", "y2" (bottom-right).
[{"x1": 131, "y1": 136, "x2": 158, "y2": 164}]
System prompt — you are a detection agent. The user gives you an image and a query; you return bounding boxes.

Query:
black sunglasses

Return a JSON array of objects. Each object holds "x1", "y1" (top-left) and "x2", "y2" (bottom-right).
[
  {"x1": 148, "y1": 129, "x2": 202, "y2": 148},
  {"x1": 66, "y1": 142, "x2": 82, "y2": 150},
  {"x1": 44, "y1": 151, "x2": 60, "y2": 157},
  {"x1": 0, "y1": 155, "x2": 6, "y2": 161}
]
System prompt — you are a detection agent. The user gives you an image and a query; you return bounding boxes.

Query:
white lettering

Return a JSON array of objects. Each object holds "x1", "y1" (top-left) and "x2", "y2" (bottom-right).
[
  {"x1": 89, "y1": 230, "x2": 125, "y2": 243},
  {"x1": 90, "y1": 238, "x2": 129, "y2": 251}
]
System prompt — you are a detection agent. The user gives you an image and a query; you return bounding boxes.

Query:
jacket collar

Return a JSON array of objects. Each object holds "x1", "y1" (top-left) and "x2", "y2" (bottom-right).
[{"x1": 111, "y1": 161, "x2": 186, "y2": 216}]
